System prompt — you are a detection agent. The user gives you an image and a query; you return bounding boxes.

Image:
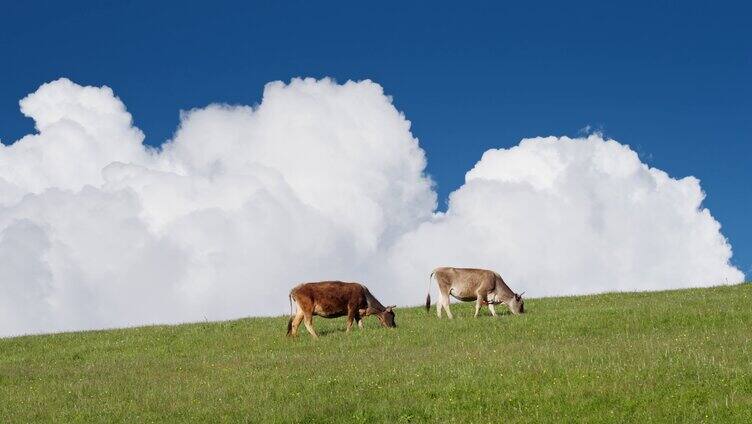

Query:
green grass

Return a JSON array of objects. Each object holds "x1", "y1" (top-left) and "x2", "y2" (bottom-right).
[{"x1": 1, "y1": 284, "x2": 751, "y2": 423}]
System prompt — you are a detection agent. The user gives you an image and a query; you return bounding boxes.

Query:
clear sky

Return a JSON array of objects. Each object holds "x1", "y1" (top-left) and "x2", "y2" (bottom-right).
[{"x1": 1, "y1": 1, "x2": 749, "y2": 276}]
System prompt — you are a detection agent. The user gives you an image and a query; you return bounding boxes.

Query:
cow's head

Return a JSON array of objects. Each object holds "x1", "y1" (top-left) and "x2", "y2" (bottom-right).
[
  {"x1": 360, "y1": 306, "x2": 397, "y2": 328},
  {"x1": 508, "y1": 293, "x2": 525, "y2": 315},
  {"x1": 380, "y1": 306, "x2": 397, "y2": 328}
]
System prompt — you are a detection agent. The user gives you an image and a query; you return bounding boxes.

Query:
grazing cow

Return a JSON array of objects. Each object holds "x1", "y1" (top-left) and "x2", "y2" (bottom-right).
[
  {"x1": 287, "y1": 281, "x2": 396, "y2": 338},
  {"x1": 426, "y1": 267, "x2": 525, "y2": 318}
]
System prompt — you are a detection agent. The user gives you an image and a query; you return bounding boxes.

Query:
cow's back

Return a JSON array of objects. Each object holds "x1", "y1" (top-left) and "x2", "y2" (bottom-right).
[
  {"x1": 435, "y1": 267, "x2": 496, "y2": 283},
  {"x1": 434, "y1": 267, "x2": 498, "y2": 298},
  {"x1": 291, "y1": 281, "x2": 366, "y2": 317}
]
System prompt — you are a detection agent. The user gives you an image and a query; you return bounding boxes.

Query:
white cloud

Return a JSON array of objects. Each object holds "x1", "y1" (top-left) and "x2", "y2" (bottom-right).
[
  {"x1": 0, "y1": 78, "x2": 743, "y2": 337},
  {"x1": 0, "y1": 79, "x2": 151, "y2": 205},
  {"x1": 387, "y1": 136, "x2": 744, "y2": 298}
]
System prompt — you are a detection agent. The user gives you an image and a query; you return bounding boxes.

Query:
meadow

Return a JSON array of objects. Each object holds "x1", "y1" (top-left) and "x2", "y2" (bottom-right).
[{"x1": 1, "y1": 284, "x2": 750, "y2": 423}]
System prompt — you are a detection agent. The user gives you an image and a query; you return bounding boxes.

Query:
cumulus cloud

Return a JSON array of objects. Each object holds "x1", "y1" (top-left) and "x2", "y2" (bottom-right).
[
  {"x1": 0, "y1": 78, "x2": 743, "y2": 337},
  {"x1": 386, "y1": 136, "x2": 744, "y2": 298}
]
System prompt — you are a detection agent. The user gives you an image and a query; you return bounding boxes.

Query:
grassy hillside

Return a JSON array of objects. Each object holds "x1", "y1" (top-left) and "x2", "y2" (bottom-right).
[{"x1": 1, "y1": 284, "x2": 751, "y2": 423}]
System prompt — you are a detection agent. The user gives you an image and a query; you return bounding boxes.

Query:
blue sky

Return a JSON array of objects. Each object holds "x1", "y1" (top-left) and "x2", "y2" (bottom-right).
[{"x1": 1, "y1": 1, "x2": 749, "y2": 275}]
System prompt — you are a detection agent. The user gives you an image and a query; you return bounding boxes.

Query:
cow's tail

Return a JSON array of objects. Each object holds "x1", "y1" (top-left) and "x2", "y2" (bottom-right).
[
  {"x1": 286, "y1": 293, "x2": 295, "y2": 336},
  {"x1": 425, "y1": 270, "x2": 436, "y2": 312}
]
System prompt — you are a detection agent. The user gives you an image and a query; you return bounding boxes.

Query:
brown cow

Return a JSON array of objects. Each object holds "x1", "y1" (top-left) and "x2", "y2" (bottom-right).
[
  {"x1": 287, "y1": 281, "x2": 396, "y2": 338},
  {"x1": 426, "y1": 267, "x2": 525, "y2": 318}
]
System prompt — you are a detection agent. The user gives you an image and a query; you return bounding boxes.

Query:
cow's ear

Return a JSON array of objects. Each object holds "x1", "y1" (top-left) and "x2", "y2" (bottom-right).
[{"x1": 386, "y1": 305, "x2": 396, "y2": 311}]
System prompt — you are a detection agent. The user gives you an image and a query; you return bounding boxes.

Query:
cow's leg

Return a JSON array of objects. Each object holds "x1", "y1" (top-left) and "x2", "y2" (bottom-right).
[
  {"x1": 437, "y1": 282, "x2": 453, "y2": 319},
  {"x1": 289, "y1": 311, "x2": 304, "y2": 336},
  {"x1": 346, "y1": 307, "x2": 356, "y2": 333},
  {"x1": 437, "y1": 292, "x2": 452, "y2": 319},
  {"x1": 303, "y1": 313, "x2": 318, "y2": 339},
  {"x1": 441, "y1": 293, "x2": 454, "y2": 319},
  {"x1": 354, "y1": 309, "x2": 365, "y2": 329},
  {"x1": 474, "y1": 298, "x2": 483, "y2": 318},
  {"x1": 434, "y1": 285, "x2": 443, "y2": 318},
  {"x1": 476, "y1": 288, "x2": 493, "y2": 317},
  {"x1": 488, "y1": 303, "x2": 497, "y2": 317}
]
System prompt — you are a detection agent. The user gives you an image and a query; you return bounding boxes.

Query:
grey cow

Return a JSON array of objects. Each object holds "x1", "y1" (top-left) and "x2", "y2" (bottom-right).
[{"x1": 426, "y1": 267, "x2": 525, "y2": 318}]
